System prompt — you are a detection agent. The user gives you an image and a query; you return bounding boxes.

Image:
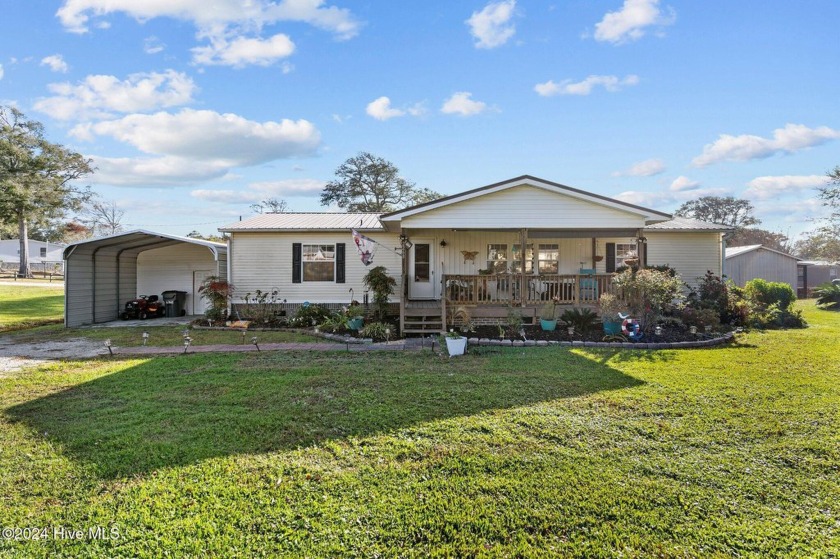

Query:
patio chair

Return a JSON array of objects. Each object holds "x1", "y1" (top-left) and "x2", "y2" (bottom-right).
[{"x1": 578, "y1": 268, "x2": 598, "y2": 301}]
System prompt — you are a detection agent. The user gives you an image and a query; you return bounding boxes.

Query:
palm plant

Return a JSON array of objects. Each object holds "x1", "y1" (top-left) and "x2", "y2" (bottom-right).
[{"x1": 814, "y1": 282, "x2": 840, "y2": 310}]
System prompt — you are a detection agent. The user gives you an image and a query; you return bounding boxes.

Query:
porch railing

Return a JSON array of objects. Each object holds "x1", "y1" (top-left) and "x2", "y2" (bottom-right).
[{"x1": 443, "y1": 273, "x2": 614, "y2": 306}]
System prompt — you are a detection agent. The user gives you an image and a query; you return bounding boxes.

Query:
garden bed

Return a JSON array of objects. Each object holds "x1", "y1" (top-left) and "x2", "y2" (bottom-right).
[{"x1": 469, "y1": 323, "x2": 733, "y2": 345}]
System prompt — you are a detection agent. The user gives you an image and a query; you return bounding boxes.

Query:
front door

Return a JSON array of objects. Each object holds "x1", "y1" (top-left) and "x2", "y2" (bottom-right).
[{"x1": 409, "y1": 240, "x2": 436, "y2": 299}]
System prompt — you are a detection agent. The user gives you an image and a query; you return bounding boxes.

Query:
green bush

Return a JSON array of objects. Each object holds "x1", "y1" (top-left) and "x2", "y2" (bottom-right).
[
  {"x1": 611, "y1": 268, "x2": 684, "y2": 332},
  {"x1": 744, "y1": 278, "x2": 796, "y2": 311},
  {"x1": 360, "y1": 321, "x2": 392, "y2": 340},
  {"x1": 559, "y1": 308, "x2": 600, "y2": 334},
  {"x1": 363, "y1": 266, "x2": 397, "y2": 321},
  {"x1": 814, "y1": 282, "x2": 840, "y2": 310},
  {"x1": 291, "y1": 303, "x2": 334, "y2": 327}
]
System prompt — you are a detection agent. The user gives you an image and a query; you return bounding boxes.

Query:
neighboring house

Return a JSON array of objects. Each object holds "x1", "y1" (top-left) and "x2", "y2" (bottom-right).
[
  {"x1": 0, "y1": 239, "x2": 66, "y2": 272},
  {"x1": 63, "y1": 231, "x2": 227, "y2": 327},
  {"x1": 724, "y1": 244, "x2": 800, "y2": 288},
  {"x1": 797, "y1": 260, "x2": 840, "y2": 297},
  {"x1": 221, "y1": 175, "x2": 731, "y2": 333}
]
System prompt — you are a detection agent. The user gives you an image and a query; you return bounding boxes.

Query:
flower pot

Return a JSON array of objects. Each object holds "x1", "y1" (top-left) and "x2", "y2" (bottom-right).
[
  {"x1": 540, "y1": 318, "x2": 557, "y2": 331},
  {"x1": 347, "y1": 317, "x2": 364, "y2": 331},
  {"x1": 603, "y1": 321, "x2": 622, "y2": 335},
  {"x1": 445, "y1": 336, "x2": 467, "y2": 356}
]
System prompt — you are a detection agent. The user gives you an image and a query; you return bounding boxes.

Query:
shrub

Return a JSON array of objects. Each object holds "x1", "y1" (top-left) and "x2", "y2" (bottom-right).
[
  {"x1": 743, "y1": 278, "x2": 796, "y2": 311},
  {"x1": 686, "y1": 270, "x2": 746, "y2": 326},
  {"x1": 749, "y1": 303, "x2": 807, "y2": 329},
  {"x1": 559, "y1": 308, "x2": 600, "y2": 334},
  {"x1": 597, "y1": 293, "x2": 625, "y2": 323},
  {"x1": 240, "y1": 289, "x2": 285, "y2": 325},
  {"x1": 292, "y1": 303, "x2": 334, "y2": 327},
  {"x1": 506, "y1": 305, "x2": 524, "y2": 338},
  {"x1": 363, "y1": 266, "x2": 397, "y2": 321},
  {"x1": 679, "y1": 307, "x2": 721, "y2": 330},
  {"x1": 198, "y1": 276, "x2": 234, "y2": 322},
  {"x1": 611, "y1": 268, "x2": 684, "y2": 332},
  {"x1": 318, "y1": 315, "x2": 346, "y2": 333},
  {"x1": 814, "y1": 282, "x2": 840, "y2": 310},
  {"x1": 360, "y1": 321, "x2": 392, "y2": 340}
]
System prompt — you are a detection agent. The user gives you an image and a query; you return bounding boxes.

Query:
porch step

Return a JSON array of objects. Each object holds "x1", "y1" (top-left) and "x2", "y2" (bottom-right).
[{"x1": 403, "y1": 314, "x2": 444, "y2": 334}]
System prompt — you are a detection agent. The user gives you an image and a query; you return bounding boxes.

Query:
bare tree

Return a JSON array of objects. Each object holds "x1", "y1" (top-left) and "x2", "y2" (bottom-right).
[
  {"x1": 84, "y1": 199, "x2": 125, "y2": 236},
  {"x1": 250, "y1": 197, "x2": 288, "y2": 214}
]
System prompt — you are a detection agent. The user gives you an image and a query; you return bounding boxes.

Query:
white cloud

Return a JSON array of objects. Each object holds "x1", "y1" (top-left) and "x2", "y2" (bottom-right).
[
  {"x1": 692, "y1": 123, "x2": 840, "y2": 167},
  {"x1": 75, "y1": 108, "x2": 320, "y2": 166},
  {"x1": 441, "y1": 92, "x2": 488, "y2": 116},
  {"x1": 365, "y1": 97, "x2": 426, "y2": 121},
  {"x1": 466, "y1": 0, "x2": 516, "y2": 49},
  {"x1": 191, "y1": 178, "x2": 325, "y2": 203},
  {"x1": 535, "y1": 74, "x2": 639, "y2": 97},
  {"x1": 40, "y1": 54, "x2": 69, "y2": 73},
  {"x1": 56, "y1": 0, "x2": 361, "y2": 39},
  {"x1": 144, "y1": 36, "x2": 166, "y2": 54},
  {"x1": 88, "y1": 155, "x2": 231, "y2": 186},
  {"x1": 615, "y1": 183, "x2": 729, "y2": 209},
  {"x1": 744, "y1": 175, "x2": 830, "y2": 200},
  {"x1": 192, "y1": 33, "x2": 295, "y2": 67},
  {"x1": 366, "y1": 96, "x2": 404, "y2": 121},
  {"x1": 0, "y1": 64, "x2": 4, "y2": 81},
  {"x1": 34, "y1": 70, "x2": 196, "y2": 120},
  {"x1": 612, "y1": 158, "x2": 665, "y2": 177},
  {"x1": 594, "y1": 0, "x2": 675, "y2": 44},
  {"x1": 669, "y1": 175, "x2": 700, "y2": 192}
]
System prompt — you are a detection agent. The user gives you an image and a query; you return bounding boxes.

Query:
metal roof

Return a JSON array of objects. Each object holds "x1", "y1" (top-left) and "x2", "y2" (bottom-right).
[
  {"x1": 645, "y1": 216, "x2": 732, "y2": 231},
  {"x1": 63, "y1": 229, "x2": 226, "y2": 259},
  {"x1": 725, "y1": 244, "x2": 799, "y2": 260},
  {"x1": 219, "y1": 213, "x2": 383, "y2": 232}
]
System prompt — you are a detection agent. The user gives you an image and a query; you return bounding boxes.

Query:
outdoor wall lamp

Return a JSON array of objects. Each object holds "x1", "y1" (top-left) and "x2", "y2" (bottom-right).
[{"x1": 439, "y1": 239, "x2": 447, "y2": 247}]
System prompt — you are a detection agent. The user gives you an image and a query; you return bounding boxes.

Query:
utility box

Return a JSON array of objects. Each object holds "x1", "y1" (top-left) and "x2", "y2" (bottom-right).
[{"x1": 161, "y1": 290, "x2": 188, "y2": 317}]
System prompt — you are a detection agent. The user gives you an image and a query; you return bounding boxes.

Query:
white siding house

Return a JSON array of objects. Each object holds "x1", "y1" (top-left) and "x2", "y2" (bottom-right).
[
  {"x1": 724, "y1": 245, "x2": 799, "y2": 288},
  {"x1": 0, "y1": 239, "x2": 65, "y2": 273},
  {"x1": 221, "y1": 176, "x2": 731, "y2": 333}
]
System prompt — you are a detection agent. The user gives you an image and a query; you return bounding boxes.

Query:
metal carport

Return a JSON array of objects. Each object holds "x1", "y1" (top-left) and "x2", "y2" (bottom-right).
[{"x1": 63, "y1": 230, "x2": 227, "y2": 327}]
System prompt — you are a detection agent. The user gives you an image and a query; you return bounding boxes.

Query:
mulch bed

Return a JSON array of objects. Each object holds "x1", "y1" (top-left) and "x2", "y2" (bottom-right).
[{"x1": 470, "y1": 324, "x2": 726, "y2": 344}]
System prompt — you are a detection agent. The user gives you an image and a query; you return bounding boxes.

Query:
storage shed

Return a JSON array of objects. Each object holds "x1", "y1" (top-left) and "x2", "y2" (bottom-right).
[
  {"x1": 724, "y1": 244, "x2": 799, "y2": 288},
  {"x1": 63, "y1": 230, "x2": 227, "y2": 327}
]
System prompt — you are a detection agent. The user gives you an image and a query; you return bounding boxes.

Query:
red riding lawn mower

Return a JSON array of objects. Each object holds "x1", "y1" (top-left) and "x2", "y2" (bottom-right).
[{"x1": 120, "y1": 295, "x2": 165, "y2": 320}]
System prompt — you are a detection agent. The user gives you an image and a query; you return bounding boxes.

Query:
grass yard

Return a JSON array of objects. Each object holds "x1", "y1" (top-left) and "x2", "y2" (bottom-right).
[
  {"x1": 0, "y1": 284, "x2": 64, "y2": 332},
  {"x1": 0, "y1": 301, "x2": 838, "y2": 557}
]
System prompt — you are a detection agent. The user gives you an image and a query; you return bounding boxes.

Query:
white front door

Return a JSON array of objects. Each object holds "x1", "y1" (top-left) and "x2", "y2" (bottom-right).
[
  {"x1": 409, "y1": 240, "x2": 436, "y2": 299},
  {"x1": 193, "y1": 270, "x2": 213, "y2": 314}
]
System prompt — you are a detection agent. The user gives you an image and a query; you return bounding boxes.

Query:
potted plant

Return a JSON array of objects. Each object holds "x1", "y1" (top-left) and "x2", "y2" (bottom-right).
[
  {"x1": 345, "y1": 303, "x2": 365, "y2": 331},
  {"x1": 444, "y1": 329, "x2": 467, "y2": 356},
  {"x1": 539, "y1": 297, "x2": 559, "y2": 331},
  {"x1": 598, "y1": 293, "x2": 624, "y2": 335}
]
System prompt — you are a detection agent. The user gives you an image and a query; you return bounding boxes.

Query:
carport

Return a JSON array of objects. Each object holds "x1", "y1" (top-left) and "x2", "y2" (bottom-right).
[{"x1": 63, "y1": 230, "x2": 227, "y2": 327}]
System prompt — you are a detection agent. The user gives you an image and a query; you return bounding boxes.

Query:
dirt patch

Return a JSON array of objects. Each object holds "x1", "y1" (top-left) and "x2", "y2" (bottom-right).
[{"x1": 0, "y1": 337, "x2": 106, "y2": 374}]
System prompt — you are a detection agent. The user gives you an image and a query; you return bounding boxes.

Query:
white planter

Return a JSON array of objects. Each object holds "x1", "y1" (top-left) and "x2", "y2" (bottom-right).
[{"x1": 445, "y1": 336, "x2": 467, "y2": 356}]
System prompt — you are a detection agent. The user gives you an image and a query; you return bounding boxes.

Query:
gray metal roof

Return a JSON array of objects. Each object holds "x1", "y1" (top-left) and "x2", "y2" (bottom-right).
[
  {"x1": 219, "y1": 213, "x2": 383, "y2": 232},
  {"x1": 63, "y1": 229, "x2": 226, "y2": 259},
  {"x1": 645, "y1": 216, "x2": 732, "y2": 231},
  {"x1": 725, "y1": 244, "x2": 799, "y2": 260}
]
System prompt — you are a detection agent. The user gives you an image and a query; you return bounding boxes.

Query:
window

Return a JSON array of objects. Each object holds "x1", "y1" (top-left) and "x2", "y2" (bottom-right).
[
  {"x1": 537, "y1": 244, "x2": 559, "y2": 274},
  {"x1": 414, "y1": 243, "x2": 430, "y2": 282},
  {"x1": 40, "y1": 247, "x2": 47, "y2": 258},
  {"x1": 302, "y1": 244, "x2": 335, "y2": 281},
  {"x1": 511, "y1": 244, "x2": 534, "y2": 273},
  {"x1": 615, "y1": 243, "x2": 637, "y2": 269},
  {"x1": 486, "y1": 244, "x2": 508, "y2": 273}
]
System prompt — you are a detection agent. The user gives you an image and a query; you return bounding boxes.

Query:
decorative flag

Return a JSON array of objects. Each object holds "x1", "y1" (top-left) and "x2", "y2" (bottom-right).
[{"x1": 351, "y1": 229, "x2": 376, "y2": 266}]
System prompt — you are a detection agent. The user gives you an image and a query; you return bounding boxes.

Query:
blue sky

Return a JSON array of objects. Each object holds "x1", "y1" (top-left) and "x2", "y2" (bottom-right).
[{"x1": 2, "y1": 0, "x2": 838, "y2": 239}]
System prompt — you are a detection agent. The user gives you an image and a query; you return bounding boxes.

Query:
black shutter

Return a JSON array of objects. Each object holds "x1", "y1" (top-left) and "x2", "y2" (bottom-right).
[
  {"x1": 292, "y1": 243, "x2": 302, "y2": 283},
  {"x1": 336, "y1": 243, "x2": 346, "y2": 283},
  {"x1": 606, "y1": 243, "x2": 616, "y2": 273}
]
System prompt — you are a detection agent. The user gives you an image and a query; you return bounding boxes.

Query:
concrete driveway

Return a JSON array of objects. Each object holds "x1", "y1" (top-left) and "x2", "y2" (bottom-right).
[{"x1": 86, "y1": 315, "x2": 202, "y2": 328}]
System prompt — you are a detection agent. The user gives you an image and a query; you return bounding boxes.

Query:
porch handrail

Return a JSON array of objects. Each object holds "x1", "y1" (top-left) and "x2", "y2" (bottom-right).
[{"x1": 443, "y1": 272, "x2": 615, "y2": 306}]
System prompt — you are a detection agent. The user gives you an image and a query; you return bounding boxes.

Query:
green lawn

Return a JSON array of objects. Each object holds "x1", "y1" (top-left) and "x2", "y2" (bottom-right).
[
  {"x1": 0, "y1": 284, "x2": 64, "y2": 332},
  {"x1": 0, "y1": 302, "x2": 838, "y2": 557}
]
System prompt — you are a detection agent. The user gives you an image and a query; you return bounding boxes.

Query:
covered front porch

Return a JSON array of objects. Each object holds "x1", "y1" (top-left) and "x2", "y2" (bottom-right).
[{"x1": 398, "y1": 227, "x2": 645, "y2": 334}]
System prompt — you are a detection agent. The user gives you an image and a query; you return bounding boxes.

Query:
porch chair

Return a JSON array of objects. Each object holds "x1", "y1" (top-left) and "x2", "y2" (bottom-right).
[{"x1": 578, "y1": 268, "x2": 599, "y2": 301}]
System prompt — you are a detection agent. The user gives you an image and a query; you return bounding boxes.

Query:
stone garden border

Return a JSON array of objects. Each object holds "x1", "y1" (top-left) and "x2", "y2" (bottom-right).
[{"x1": 464, "y1": 331, "x2": 735, "y2": 350}]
